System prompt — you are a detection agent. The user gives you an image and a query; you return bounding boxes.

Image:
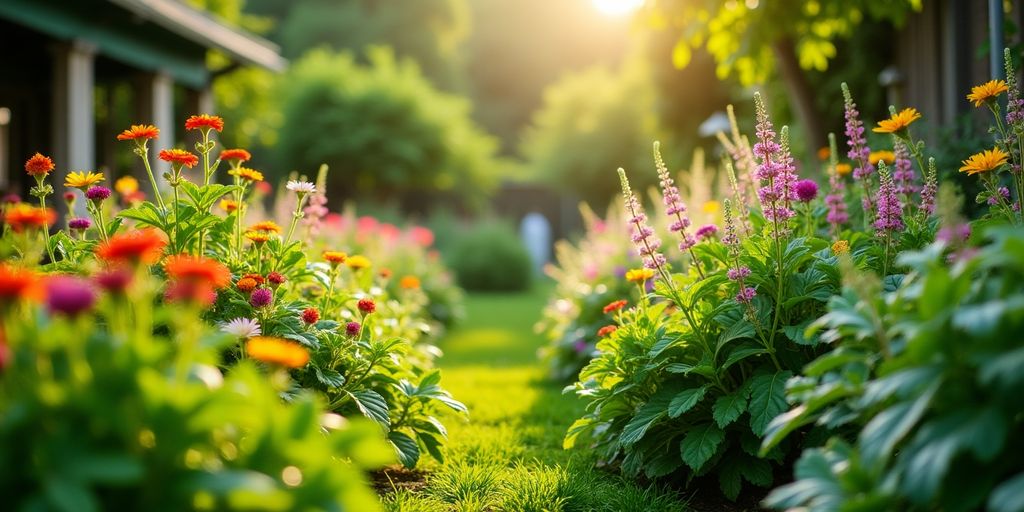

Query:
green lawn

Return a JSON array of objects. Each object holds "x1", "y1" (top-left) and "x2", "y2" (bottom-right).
[{"x1": 380, "y1": 285, "x2": 690, "y2": 512}]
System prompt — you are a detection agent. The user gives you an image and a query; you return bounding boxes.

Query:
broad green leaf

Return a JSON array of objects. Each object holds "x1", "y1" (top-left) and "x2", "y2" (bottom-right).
[
  {"x1": 668, "y1": 386, "x2": 707, "y2": 418},
  {"x1": 718, "y1": 456, "x2": 743, "y2": 501},
  {"x1": 388, "y1": 431, "x2": 420, "y2": 468},
  {"x1": 620, "y1": 393, "x2": 672, "y2": 445},
  {"x1": 349, "y1": 389, "x2": 390, "y2": 429},
  {"x1": 679, "y1": 423, "x2": 724, "y2": 471},
  {"x1": 749, "y1": 371, "x2": 792, "y2": 436},
  {"x1": 741, "y1": 457, "x2": 773, "y2": 486},
  {"x1": 564, "y1": 417, "x2": 595, "y2": 449},
  {"x1": 989, "y1": 472, "x2": 1024, "y2": 512},
  {"x1": 713, "y1": 389, "x2": 748, "y2": 428},
  {"x1": 721, "y1": 343, "x2": 769, "y2": 370},
  {"x1": 418, "y1": 431, "x2": 445, "y2": 463},
  {"x1": 859, "y1": 384, "x2": 935, "y2": 467}
]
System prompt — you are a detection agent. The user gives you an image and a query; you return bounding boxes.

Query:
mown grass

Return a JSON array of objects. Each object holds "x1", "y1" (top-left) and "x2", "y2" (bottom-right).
[{"x1": 380, "y1": 284, "x2": 690, "y2": 512}]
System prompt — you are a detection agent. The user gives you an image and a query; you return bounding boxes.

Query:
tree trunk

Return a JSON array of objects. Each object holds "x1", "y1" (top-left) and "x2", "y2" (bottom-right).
[{"x1": 771, "y1": 37, "x2": 827, "y2": 160}]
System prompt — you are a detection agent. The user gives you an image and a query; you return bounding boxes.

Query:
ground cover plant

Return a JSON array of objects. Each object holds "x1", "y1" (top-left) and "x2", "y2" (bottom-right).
[
  {"x1": 1, "y1": 114, "x2": 467, "y2": 508},
  {"x1": 559, "y1": 51, "x2": 1024, "y2": 510}
]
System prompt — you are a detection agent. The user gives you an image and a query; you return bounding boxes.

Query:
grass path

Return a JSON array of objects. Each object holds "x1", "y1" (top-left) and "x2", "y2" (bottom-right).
[{"x1": 381, "y1": 286, "x2": 690, "y2": 512}]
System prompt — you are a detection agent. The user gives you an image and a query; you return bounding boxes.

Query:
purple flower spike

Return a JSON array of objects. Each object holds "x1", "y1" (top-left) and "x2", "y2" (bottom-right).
[
  {"x1": 893, "y1": 142, "x2": 918, "y2": 197},
  {"x1": 695, "y1": 224, "x2": 718, "y2": 240},
  {"x1": 68, "y1": 218, "x2": 91, "y2": 230},
  {"x1": 872, "y1": 165, "x2": 904, "y2": 235},
  {"x1": 45, "y1": 276, "x2": 96, "y2": 317},
  {"x1": 249, "y1": 287, "x2": 273, "y2": 308},
  {"x1": 794, "y1": 179, "x2": 819, "y2": 203},
  {"x1": 752, "y1": 94, "x2": 796, "y2": 226},
  {"x1": 735, "y1": 287, "x2": 757, "y2": 304},
  {"x1": 825, "y1": 173, "x2": 849, "y2": 231},
  {"x1": 619, "y1": 168, "x2": 666, "y2": 271}
]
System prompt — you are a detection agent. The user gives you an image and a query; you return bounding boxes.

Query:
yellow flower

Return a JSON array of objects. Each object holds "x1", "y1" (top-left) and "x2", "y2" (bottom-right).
[
  {"x1": 219, "y1": 199, "x2": 240, "y2": 212},
  {"x1": 625, "y1": 268, "x2": 655, "y2": 283},
  {"x1": 229, "y1": 167, "x2": 264, "y2": 182},
  {"x1": 245, "y1": 231, "x2": 272, "y2": 244},
  {"x1": 959, "y1": 147, "x2": 1009, "y2": 176},
  {"x1": 64, "y1": 171, "x2": 105, "y2": 189},
  {"x1": 246, "y1": 336, "x2": 309, "y2": 368},
  {"x1": 967, "y1": 80, "x2": 1009, "y2": 108},
  {"x1": 346, "y1": 255, "x2": 371, "y2": 270},
  {"x1": 831, "y1": 240, "x2": 850, "y2": 255},
  {"x1": 873, "y1": 107, "x2": 922, "y2": 134},
  {"x1": 247, "y1": 221, "x2": 282, "y2": 234},
  {"x1": 869, "y1": 150, "x2": 895, "y2": 166},
  {"x1": 702, "y1": 200, "x2": 721, "y2": 215},
  {"x1": 323, "y1": 251, "x2": 347, "y2": 266},
  {"x1": 835, "y1": 163, "x2": 852, "y2": 176},
  {"x1": 114, "y1": 176, "x2": 139, "y2": 195}
]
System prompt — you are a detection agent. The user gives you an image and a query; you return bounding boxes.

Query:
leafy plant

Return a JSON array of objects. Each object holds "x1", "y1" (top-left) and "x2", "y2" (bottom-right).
[
  {"x1": 446, "y1": 219, "x2": 532, "y2": 292},
  {"x1": 763, "y1": 226, "x2": 1024, "y2": 511}
]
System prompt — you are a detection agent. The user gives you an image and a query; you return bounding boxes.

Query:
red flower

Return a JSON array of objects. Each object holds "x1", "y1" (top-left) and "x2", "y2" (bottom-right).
[
  {"x1": 597, "y1": 325, "x2": 618, "y2": 338},
  {"x1": 267, "y1": 272, "x2": 286, "y2": 286},
  {"x1": 301, "y1": 307, "x2": 320, "y2": 325},
  {"x1": 242, "y1": 273, "x2": 266, "y2": 285},
  {"x1": 603, "y1": 300, "x2": 628, "y2": 314},
  {"x1": 95, "y1": 229, "x2": 167, "y2": 265},
  {"x1": 357, "y1": 298, "x2": 376, "y2": 314},
  {"x1": 158, "y1": 149, "x2": 199, "y2": 168},
  {"x1": 184, "y1": 114, "x2": 224, "y2": 132},
  {"x1": 116, "y1": 124, "x2": 160, "y2": 141},
  {"x1": 219, "y1": 148, "x2": 251, "y2": 163},
  {"x1": 3, "y1": 204, "x2": 56, "y2": 233},
  {"x1": 164, "y1": 255, "x2": 230, "y2": 289},
  {"x1": 24, "y1": 153, "x2": 54, "y2": 177},
  {"x1": 0, "y1": 264, "x2": 43, "y2": 305}
]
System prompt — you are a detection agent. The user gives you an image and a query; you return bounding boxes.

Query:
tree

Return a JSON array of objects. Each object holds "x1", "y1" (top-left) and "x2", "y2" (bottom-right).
[
  {"x1": 645, "y1": 0, "x2": 921, "y2": 153},
  {"x1": 520, "y1": 60, "x2": 666, "y2": 207},
  {"x1": 275, "y1": 47, "x2": 501, "y2": 211}
]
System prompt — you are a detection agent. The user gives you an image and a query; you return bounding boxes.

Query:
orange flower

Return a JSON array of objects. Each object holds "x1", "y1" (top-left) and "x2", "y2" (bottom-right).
[
  {"x1": 219, "y1": 149, "x2": 251, "y2": 163},
  {"x1": 115, "y1": 176, "x2": 139, "y2": 195},
  {"x1": 245, "y1": 231, "x2": 272, "y2": 244},
  {"x1": 0, "y1": 264, "x2": 43, "y2": 305},
  {"x1": 379, "y1": 268, "x2": 393, "y2": 279},
  {"x1": 835, "y1": 163, "x2": 852, "y2": 176},
  {"x1": 184, "y1": 114, "x2": 224, "y2": 132},
  {"x1": 603, "y1": 299, "x2": 628, "y2": 314},
  {"x1": 236, "y1": 277, "x2": 258, "y2": 293},
  {"x1": 246, "y1": 336, "x2": 309, "y2": 368},
  {"x1": 219, "y1": 199, "x2": 240, "y2": 212},
  {"x1": 116, "y1": 124, "x2": 160, "y2": 141},
  {"x1": 816, "y1": 147, "x2": 830, "y2": 161},
  {"x1": 229, "y1": 167, "x2": 263, "y2": 182},
  {"x1": 323, "y1": 251, "x2": 347, "y2": 264},
  {"x1": 597, "y1": 325, "x2": 618, "y2": 337},
  {"x1": 248, "y1": 221, "x2": 282, "y2": 234},
  {"x1": 95, "y1": 229, "x2": 167, "y2": 264},
  {"x1": 959, "y1": 147, "x2": 1010, "y2": 175},
  {"x1": 3, "y1": 204, "x2": 56, "y2": 233},
  {"x1": 164, "y1": 254, "x2": 231, "y2": 289},
  {"x1": 25, "y1": 153, "x2": 54, "y2": 177},
  {"x1": 967, "y1": 80, "x2": 1009, "y2": 108},
  {"x1": 873, "y1": 107, "x2": 921, "y2": 134},
  {"x1": 399, "y1": 275, "x2": 421, "y2": 289},
  {"x1": 158, "y1": 149, "x2": 199, "y2": 168},
  {"x1": 242, "y1": 273, "x2": 266, "y2": 285}
]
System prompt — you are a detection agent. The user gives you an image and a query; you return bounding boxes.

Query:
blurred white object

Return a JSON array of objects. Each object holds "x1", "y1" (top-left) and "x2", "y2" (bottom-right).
[
  {"x1": 520, "y1": 212, "x2": 551, "y2": 275},
  {"x1": 699, "y1": 111, "x2": 731, "y2": 138}
]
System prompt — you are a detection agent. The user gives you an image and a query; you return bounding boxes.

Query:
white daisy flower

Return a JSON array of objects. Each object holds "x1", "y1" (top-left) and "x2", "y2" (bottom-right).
[
  {"x1": 221, "y1": 317, "x2": 262, "y2": 338},
  {"x1": 286, "y1": 180, "x2": 316, "y2": 194}
]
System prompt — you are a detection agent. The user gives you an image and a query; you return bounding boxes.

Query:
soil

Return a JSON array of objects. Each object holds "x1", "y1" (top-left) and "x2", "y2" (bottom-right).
[{"x1": 370, "y1": 466, "x2": 430, "y2": 495}]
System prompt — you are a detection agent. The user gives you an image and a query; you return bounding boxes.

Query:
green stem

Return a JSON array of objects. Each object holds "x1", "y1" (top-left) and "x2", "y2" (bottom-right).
[
  {"x1": 38, "y1": 193, "x2": 56, "y2": 263},
  {"x1": 92, "y1": 202, "x2": 109, "y2": 243},
  {"x1": 172, "y1": 185, "x2": 181, "y2": 253},
  {"x1": 139, "y1": 148, "x2": 166, "y2": 213}
]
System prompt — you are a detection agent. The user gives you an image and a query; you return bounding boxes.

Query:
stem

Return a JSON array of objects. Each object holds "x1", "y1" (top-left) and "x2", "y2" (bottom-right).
[
  {"x1": 92, "y1": 202, "x2": 109, "y2": 243},
  {"x1": 881, "y1": 232, "x2": 891, "y2": 277},
  {"x1": 321, "y1": 268, "x2": 337, "y2": 314},
  {"x1": 38, "y1": 193, "x2": 56, "y2": 263},
  {"x1": 139, "y1": 147, "x2": 166, "y2": 213},
  {"x1": 172, "y1": 185, "x2": 181, "y2": 253},
  {"x1": 234, "y1": 178, "x2": 245, "y2": 262}
]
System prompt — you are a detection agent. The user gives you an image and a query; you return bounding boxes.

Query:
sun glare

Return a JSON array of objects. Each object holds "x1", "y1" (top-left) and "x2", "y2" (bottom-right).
[{"x1": 591, "y1": 0, "x2": 644, "y2": 17}]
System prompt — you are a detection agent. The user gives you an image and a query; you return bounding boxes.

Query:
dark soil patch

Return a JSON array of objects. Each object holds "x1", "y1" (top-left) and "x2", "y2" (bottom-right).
[{"x1": 370, "y1": 467, "x2": 429, "y2": 495}]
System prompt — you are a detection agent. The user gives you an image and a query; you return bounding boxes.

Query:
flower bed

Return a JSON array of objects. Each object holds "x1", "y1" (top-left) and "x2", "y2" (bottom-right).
[
  {"x1": 560, "y1": 50, "x2": 1024, "y2": 510},
  {"x1": 1, "y1": 115, "x2": 464, "y2": 510}
]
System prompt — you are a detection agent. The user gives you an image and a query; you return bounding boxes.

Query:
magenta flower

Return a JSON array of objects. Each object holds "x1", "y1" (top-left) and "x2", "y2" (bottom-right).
[
  {"x1": 345, "y1": 321, "x2": 361, "y2": 337},
  {"x1": 727, "y1": 266, "x2": 751, "y2": 280},
  {"x1": 794, "y1": 179, "x2": 819, "y2": 203},
  {"x1": 618, "y1": 168, "x2": 666, "y2": 271},
  {"x1": 3, "y1": 193, "x2": 21, "y2": 204},
  {"x1": 695, "y1": 224, "x2": 718, "y2": 240},
  {"x1": 249, "y1": 287, "x2": 273, "y2": 308},
  {"x1": 653, "y1": 143, "x2": 704, "y2": 277},
  {"x1": 825, "y1": 173, "x2": 849, "y2": 231},
  {"x1": 842, "y1": 83, "x2": 876, "y2": 217},
  {"x1": 68, "y1": 218, "x2": 91, "y2": 231},
  {"x1": 735, "y1": 286, "x2": 757, "y2": 304},
  {"x1": 85, "y1": 186, "x2": 111, "y2": 202},
  {"x1": 94, "y1": 267, "x2": 133, "y2": 294},
  {"x1": 893, "y1": 142, "x2": 918, "y2": 198},
  {"x1": 45, "y1": 276, "x2": 96, "y2": 317}
]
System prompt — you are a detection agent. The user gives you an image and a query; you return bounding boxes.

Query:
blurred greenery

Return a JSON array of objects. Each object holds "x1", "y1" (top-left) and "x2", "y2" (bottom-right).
[
  {"x1": 275, "y1": 47, "x2": 501, "y2": 211},
  {"x1": 445, "y1": 219, "x2": 533, "y2": 292}
]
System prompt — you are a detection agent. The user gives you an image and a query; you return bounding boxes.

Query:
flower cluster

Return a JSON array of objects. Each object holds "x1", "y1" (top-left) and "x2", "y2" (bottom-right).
[
  {"x1": 618, "y1": 168, "x2": 665, "y2": 271},
  {"x1": 751, "y1": 93, "x2": 796, "y2": 226}
]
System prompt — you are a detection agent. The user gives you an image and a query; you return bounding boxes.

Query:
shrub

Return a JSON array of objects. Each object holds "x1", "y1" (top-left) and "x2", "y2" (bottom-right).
[
  {"x1": 762, "y1": 226, "x2": 1024, "y2": 511},
  {"x1": 446, "y1": 220, "x2": 532, "y2": 292}
]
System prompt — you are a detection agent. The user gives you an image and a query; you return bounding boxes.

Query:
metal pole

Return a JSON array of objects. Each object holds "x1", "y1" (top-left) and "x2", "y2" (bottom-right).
[{"x1": 991, "y1": 0, "x2": 1005, "y2": 79}]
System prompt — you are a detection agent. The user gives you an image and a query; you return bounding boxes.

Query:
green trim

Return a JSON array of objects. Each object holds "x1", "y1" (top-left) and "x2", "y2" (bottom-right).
[{"x1": 0, "y1": 0, "x2": 209, "y2": 87}]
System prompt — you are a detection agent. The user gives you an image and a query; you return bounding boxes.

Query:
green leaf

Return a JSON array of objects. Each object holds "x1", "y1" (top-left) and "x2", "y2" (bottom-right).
[
  {"x1": 713, "y1": 389, "x2": 748, "y2": 428},
  {"x1": 418, "y1": 431, "x2": 445, "y2": 463},
  {"x1": 859, "y1": 385, "x2": 935, "y2": 467},
  {"x1": 718, "y1": 456, "x2": 743, "y2": 501},
  {"x1": 313, "y1": 367, "x2": 345, "y2": 388},
  {"x1": 564, "y1": 417, "x2": 596, "y2": 449},
  {"x1": 989, "y1": 472, "x2": 1024, "y2": 512},
  {"x1": 668, "y1": 386, "x2": 708, "y2": 418},
  {"x1": 721, "y1": 344, "x2": 769, "y2": 370},
  {"x1": 748, "y1": 371, "x2": 792, "y2": 436},
  {"x1": 388, "y1": 431, "x2": 420, "y2": 468},
  {"x1": 679, "y1": 423, "x2": 724, "y2": 471},
  {"x1": 44, "y1": 477, "x2": 98, "y2": 512},
  {"x1": 620, "y1": 393, "x2": 672, "y2": 445},
  {"x1": 741, "y1": 457, "x2": 773, "y2": 487},
  {"x1": 118, "y1": 202, "x2": 167, "y2": 230},
  {"x1": 349, "y1": 389, "x2": 390, "y2": 429},
  {"x1": 716, "y1": 318, "x2": 755, "y2": 352}
]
